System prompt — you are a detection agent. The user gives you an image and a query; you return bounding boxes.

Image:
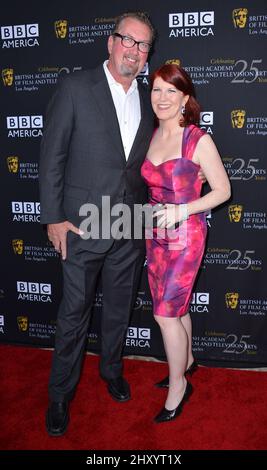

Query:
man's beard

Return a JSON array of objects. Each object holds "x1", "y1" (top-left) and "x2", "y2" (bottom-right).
[{"x1": 120, "y1": 55, "x2": 140, "y2": 77}]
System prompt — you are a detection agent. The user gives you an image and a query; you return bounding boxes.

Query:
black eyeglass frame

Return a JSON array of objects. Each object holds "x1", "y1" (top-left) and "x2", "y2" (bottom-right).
[{"x1": 113, "y1": 32, "x2": 152, "y2": 53}]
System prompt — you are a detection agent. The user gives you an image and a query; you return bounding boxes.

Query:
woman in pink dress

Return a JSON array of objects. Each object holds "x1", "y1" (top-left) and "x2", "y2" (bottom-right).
[{"x1": 141, "y1": 64, "x2": 231, "y2": 423}]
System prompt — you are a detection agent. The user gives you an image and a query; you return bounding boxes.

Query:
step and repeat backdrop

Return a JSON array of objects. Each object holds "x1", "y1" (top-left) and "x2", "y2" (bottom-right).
[{"x1": 1, "y1": 0, "x2": 266, "y2": 366}]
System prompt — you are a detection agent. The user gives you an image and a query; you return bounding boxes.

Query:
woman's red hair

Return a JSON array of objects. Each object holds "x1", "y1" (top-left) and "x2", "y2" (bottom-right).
[{"x1": 150, "y1": 64, "x2": 201, "y2": 126}]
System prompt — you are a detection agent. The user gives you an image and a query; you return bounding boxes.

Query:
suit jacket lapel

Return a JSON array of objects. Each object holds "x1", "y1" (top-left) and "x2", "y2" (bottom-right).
[{"x1": 90, "y1": 67, "x2": 126, "y2": 164}]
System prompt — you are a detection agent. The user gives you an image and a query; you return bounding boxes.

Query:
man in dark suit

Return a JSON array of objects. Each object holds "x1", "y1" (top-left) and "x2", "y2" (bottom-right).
[{"x1": 39, "y1": 12, "x2": 155, "y2": 436}]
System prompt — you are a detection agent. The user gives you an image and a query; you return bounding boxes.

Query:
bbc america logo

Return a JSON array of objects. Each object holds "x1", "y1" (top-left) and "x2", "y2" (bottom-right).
[
  {"x1": 6, "y1": 116, "x2": 43, "y2": 138},
  {"x1": 12, "y1": 202, "x2": 40, "y2": 214},
  {"x1": 200, "y1": 112, "x2": 214, "y2": 134},
  {"x1": 190, "y1": 293, "x2": 210, "y2": 313},
  {"x1": 17, "y1": 282, "x2": 51, "y2": 294},
  {"x1": 1, "y1": 24, "x2": 39, "y2": 48},
  {"x1": 169, "y1": 12, "x2": 214, "y2": 27},
  {"x1": 7, "y1": 116, "x2": 43, "y2": 128},
  {"x1": 191, "y1": 293, "x2": 209, "y2": 304},
  {"x1": 17, "y1": 281, "x2": 52, "y2": 303},
  {"x1": 127, "y1": 327, "x2": 151, "y2": 339},
  {"x1": 126, "y1": 327, "x2": 151, "y2": 348},
  {"x1": 1, "y1": 24, "x2": 39, "y2": 39},
  {"x1": 11, "y1": 202, "x2": 40, "y2": 223},
  {"x1": 169, "y1": 11, "x2": 215, "y2": 37}
]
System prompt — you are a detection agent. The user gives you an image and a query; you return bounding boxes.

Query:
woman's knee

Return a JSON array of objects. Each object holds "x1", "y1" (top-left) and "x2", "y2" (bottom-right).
[{"x1": 154, "y1": 314, "x2": 175, "y2": 329}]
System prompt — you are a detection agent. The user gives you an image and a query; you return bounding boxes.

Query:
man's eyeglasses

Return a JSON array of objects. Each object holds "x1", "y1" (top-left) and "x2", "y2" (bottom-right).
[{"x1": 113, "y1": 33, "x2": 151, "y2": 53}]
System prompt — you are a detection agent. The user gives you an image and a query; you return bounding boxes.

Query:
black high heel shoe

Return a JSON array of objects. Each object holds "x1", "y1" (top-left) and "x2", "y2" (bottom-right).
[
  {"x1": 154, "y1": 381, "x2": 193, "y2": 423},
  {"x1": 155, "y1": 360, "x2": 198, "y2": 389}
]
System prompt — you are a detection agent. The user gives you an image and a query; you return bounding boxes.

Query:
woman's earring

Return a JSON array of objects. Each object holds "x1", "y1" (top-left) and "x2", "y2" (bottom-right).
[{"x1": 181, "y1": 105, "x2": 185, "y2": 115}]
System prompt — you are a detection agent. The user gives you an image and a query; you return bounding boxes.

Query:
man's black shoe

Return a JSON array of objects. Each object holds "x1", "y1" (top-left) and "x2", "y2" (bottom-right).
[
  {"x1": 107, "y1": 376, "x2": 131, "y2": 402},
  {"x1": 46, "y1": 401, "x2": 69, "y2": 437}
]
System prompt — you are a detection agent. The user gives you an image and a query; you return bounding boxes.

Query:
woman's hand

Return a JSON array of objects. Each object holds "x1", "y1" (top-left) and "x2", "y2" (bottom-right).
[
  {"x1": 153, "y1": 204, "x2": 188, "y2": 228},
  {"x1": 197, "y1": 168, "x2": 206, "y2": 183}
]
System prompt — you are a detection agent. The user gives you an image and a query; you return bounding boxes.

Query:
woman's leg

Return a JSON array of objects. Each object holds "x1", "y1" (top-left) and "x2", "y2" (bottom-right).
[
  {"x1": 154, "y1": 315, "x2": 188, "y2": 410},
  {"x1": 180, "y1": 312, "x2": 194, "y2": 369}
]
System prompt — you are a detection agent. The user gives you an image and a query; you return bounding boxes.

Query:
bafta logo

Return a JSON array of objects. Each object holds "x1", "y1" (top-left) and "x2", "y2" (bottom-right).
[
  {"x1": 12, "y1": 239, "x2": 24, "y2": 255},
  {"x1": 165, "y1": 59, "x2": 181, "y2": 66},
  {"x1": 7, "y1": 156, "x2": 19, "y2": 173},
  {"x1": 231, "y1": 109, "x2": 246, "y2": 129},
  {"x1": 2, "y1": 68, "x2": 14, "y2": 86},
  {"x1": 232, "y1": 8, "x2": 248, "y2": 28},
  {"x1": 17, "y1": 316, "x2": 28, "y2": 332},
  {"x1": 228, "y1": 204, "x2": 243, "y2": 223},
  {"x1": 54, "y1": 20, "x2": 68, "y2": 39},
  {"x1": 225, "y1": 292, "x2": 239, "y2": 309}
]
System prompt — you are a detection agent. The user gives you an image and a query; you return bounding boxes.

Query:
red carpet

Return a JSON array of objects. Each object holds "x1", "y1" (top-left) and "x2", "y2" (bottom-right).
[{"x1": 0, "y1": 345, "x2": 267, "y2": 450}]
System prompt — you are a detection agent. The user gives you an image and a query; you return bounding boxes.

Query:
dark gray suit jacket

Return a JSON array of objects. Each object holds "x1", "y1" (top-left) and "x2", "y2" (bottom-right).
[{"x1": 39, "y1": 65, "x2": 154, "y2": 251}]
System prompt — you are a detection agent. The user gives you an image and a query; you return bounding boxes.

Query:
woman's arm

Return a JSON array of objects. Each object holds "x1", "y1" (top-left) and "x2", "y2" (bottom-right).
[{"x1": 187, "y1": 133, "x2": 231, "y2": 216}]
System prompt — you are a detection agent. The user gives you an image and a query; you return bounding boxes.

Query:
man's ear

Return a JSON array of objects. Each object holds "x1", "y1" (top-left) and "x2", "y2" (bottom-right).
[{"x1": 107, "y1": 34, "x2": 114, "y2": 55}]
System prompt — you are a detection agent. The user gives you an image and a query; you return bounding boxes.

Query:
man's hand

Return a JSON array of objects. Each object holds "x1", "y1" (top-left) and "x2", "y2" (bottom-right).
[
  {"x1": 47, "y1": 221, "x2": 83, "y2": 260},
  {"x1": 197, "y1": 168, "x2": 206, "y2": 183}
]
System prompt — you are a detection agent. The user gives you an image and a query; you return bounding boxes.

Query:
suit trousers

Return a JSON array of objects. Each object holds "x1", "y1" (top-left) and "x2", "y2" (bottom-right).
[{"x1": 49, "y1": 232, "x2": 145, "y2": 402}]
